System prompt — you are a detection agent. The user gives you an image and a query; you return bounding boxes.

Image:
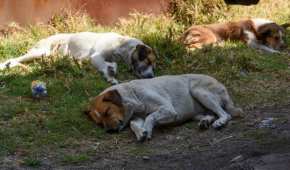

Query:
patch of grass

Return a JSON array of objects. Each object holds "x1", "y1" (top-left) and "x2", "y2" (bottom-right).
[
  {"x1": 127, "y1": 144, "x2": 153, "y2": 156},
  {"x1": 168, "y1": 0, "x2": 290, "y2": 26},
  {"x1": 22, "y1": 156, "x2": 41, "y2": 167},
  {"x1": 168, "y1": 0, "x2": 227, "y2": 26},
  {"x1": 61, "y1": 153, "x2": 89, "y2": 164}
]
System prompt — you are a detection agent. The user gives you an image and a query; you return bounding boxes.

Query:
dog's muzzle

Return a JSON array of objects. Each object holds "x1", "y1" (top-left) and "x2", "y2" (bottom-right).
[
  {"x1": 137, "y1": 66, "x2": 154, "y2": 79},
  {"x1": 141, "y1": 72, "x2": 154, "y2": 79},
  {"x1": 105, "y1": 120, "x2": 124, "y2": 133}
]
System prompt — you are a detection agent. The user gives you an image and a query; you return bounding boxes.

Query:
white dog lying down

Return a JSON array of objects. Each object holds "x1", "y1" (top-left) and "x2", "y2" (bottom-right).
[
  {"x1": 0, "y1": 32, "x2": 156, "y2": 84},
  {"x1": 85, "y1": 74, "x2": 243, "y2": 141}
]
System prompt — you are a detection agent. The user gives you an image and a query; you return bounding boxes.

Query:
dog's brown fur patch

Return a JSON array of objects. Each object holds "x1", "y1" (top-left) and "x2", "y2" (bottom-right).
[
  {"x1": 257, "y1": 23, "x2": 285, "y2": 49},
  {"x1": 86, "y1": 90, "x2": 125, "y2": 130}
]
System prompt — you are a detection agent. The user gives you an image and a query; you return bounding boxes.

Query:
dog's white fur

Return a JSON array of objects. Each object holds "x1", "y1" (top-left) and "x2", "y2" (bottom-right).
[
  {"x1": 101, "y1": 74, "x2": 242, "y2": 141},
  {"x1": 0, "y1": 32, "x2": 154, "y2": 84}
]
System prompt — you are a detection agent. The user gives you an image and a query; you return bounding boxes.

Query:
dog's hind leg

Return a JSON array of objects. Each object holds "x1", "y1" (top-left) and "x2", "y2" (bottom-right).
[
  {"x1": 0, "y1": 48, "x2": 48, "y2": 70},
  {"x1": 191, "y1": 88, "x2": 231, "y2": 129},
  {"x1": 130, "y1": 117, "x2": 147, "y2": 142}
]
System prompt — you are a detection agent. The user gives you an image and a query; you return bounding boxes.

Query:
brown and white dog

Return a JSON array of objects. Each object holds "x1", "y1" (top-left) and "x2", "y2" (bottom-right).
[
  {"x1": 181, "y1": 18, "x2": 289, "y2": 53},
  {"x1": 85, "y1": 74, "x2": 242, "y2": 141},
  {"x1": 0, "y1": 32, "x2": 156, "y2": 84}
]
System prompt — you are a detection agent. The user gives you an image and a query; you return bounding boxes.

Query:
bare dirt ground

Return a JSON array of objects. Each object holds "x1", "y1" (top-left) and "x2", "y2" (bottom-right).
[{"x1": 2, "y1": 104, "x2": 290, "y2": 170}]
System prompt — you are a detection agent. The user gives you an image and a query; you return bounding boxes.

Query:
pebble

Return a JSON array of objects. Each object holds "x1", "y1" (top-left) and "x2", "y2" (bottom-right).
[
  {"x1": 142, "y1": 156, "x2": 150, "y2": 160},
  {"x1": 230, "y1": 155, "x2": 244, "y2": 163},
  {"x1": 258, "y1": 117, "x2": 276, "y2": 129}
]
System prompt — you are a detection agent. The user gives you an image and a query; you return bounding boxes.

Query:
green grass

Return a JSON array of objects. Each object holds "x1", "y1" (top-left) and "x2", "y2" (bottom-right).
[
  {"x1": 1, "y1": 0, "x2": 290, "y2": 165},
  {"x1": 23, "y1": 156, "x2": 42, "y2": 167},
  {"x1": 61, "y1": 154, "x2": 90, "y2": 164}
]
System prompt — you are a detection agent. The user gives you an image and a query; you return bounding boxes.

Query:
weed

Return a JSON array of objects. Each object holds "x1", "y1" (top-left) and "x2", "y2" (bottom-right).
[{"x1": 23, "y1": 156, "x2": 41, "y2": 167}]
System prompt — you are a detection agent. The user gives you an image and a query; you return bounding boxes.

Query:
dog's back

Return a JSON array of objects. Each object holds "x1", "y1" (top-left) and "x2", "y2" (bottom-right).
[
  {"x1": 112, "y1": 74, "x2": 226, "y2": 115},
  {"x1": 181, "y1": 20, "x2": 254, "y2": 48},
  {"x1": 68, "y1": 32, "x2": 145, "y2": 61},
  {"x1": 28, "y1": 33, "x2": 73, "y2": 56}
]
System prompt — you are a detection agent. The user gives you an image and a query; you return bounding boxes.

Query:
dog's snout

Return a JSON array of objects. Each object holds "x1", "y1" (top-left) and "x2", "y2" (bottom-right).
[
  {"x1": 140, "y1": 68, "x2": 154, "y2": 79},
  {"x1": 144, "y1": 73, "x2": 154, "y2": 78},
  {"x1": 106, "y1": 128, "x2": 118, "y2": 134},
  {"x1": 119, "y1": 120, "x2": 123, "y2": 125},
  {"x1": 105, "y1": 121, "x2": 124, "y2": 133}
]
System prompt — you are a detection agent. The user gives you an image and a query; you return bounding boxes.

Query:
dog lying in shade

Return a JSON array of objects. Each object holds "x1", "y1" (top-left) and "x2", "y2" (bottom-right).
[
  {"x1": 0, "y1": 32, "x2": 156, "y2": 84},
  {"x1": 85, "y1": 74, "x2": 242, "y2": 141},
  {"x1": 181, "y1": 18, "x2": 289, "y2": 53}
]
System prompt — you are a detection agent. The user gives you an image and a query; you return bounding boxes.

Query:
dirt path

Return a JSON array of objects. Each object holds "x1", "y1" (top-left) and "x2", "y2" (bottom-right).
[{"x1": 3, "y1": 104, "x2": 290, "y2": 170}]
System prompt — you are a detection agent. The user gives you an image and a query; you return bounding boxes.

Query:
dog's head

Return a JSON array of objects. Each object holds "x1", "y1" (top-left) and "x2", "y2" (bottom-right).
[
  {"x1": 257, "y1": 23, "x2": 289, "y2": 50},
  {"x1": 131, "y1": 44, "x2": 156, "y2": 79},
  {"x1": 85, "y1": 90, "x2": 125, "y2": 133}
]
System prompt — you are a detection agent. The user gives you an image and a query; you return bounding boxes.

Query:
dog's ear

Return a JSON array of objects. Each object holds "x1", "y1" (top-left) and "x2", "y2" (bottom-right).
[
  {"x1": 136, "y1": 44, "x2": 150, "y2": 61},
  {"x1": 258, "y1": 25, "x2": 273, "y2": 37},
  {"x1": 258, "y1": 23, "x2": 284, "y2": 36},
  {"x1": 103, "y1": 90, "x2": 122, "y2": 107},
  {"x1": 83, "y1": 97, "x2": 94, "y2": 116}
]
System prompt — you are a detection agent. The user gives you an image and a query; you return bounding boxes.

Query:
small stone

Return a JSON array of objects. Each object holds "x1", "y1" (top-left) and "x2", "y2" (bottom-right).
[
  {"x1": 258, "y1": 117, "x2": 276, "y2": 128},
  {"x1": 246, "y1": 122, "x2": 256, "y2": 127},
  {"x1": 240, "y1": 69, "x2": 248, "y2": 77},
  {"x1": 230, "y1": 155, "x2": 244, "y2": 163},
  {"x1": 142, "y1": 156, "x2": 150, "y2": 160}
]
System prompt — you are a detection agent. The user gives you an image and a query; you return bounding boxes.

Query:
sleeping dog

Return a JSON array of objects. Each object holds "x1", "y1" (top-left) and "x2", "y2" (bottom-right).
[
  {"x1": 181, "y1": 18, "x2": 289, "y2": 53},
  {"x1": 0, "y1": 32, "x2": 156, "y2": 84},
  {"x1": 85, "y1": 74, "x2": 242, "y2": 141}
]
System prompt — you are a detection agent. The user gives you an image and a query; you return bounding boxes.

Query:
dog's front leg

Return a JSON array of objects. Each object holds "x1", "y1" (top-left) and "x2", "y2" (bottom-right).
[
  {"x1": 143, "y1": 106, "x2": 180, "y2": 140},
  {"x1": 130, "y1": 117, "x2": 147, "y2": 142},
  {"x1": 191, "y1": 88, "x2": 231, "y2": 129},
  {"x1": 90, "y1": 54, "x2": 119, "y2": 85},
  {"x1": 102, "y1": 62, "x2": 118, "y2": 85},
  {"x1": 244, "y1": 31, "x2": 280, "y2": 53},
  {"x1": 248, "y1": 42, "x2": 280, "y2": 53}
]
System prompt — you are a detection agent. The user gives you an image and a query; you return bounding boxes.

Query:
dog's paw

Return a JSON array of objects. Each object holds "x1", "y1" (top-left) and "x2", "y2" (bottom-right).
[
  {"x1": 0, "y1": 61, "x2": 11, "y2": 70},
  {"x1": 197, "y1": 115, "x2": 215, "y2": 130},
  {"x1": 212, "y1": 115, "x2": 231, "y2": 129},
  {"x1": 198, "y1": 119, "x2": 211, "y2": 130},
  {"x1": 0, "y1": 64, "x2": 5, "y2": 70},
  {"x1": 109, "y1": 79, "x2": 119, "y2": 85},
  {"x1": 137, "y1": 131, "x2": 148, "y2": 142},
  {"x1": 0, "y1": 59, "x2": 21, "y2": 70}
]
